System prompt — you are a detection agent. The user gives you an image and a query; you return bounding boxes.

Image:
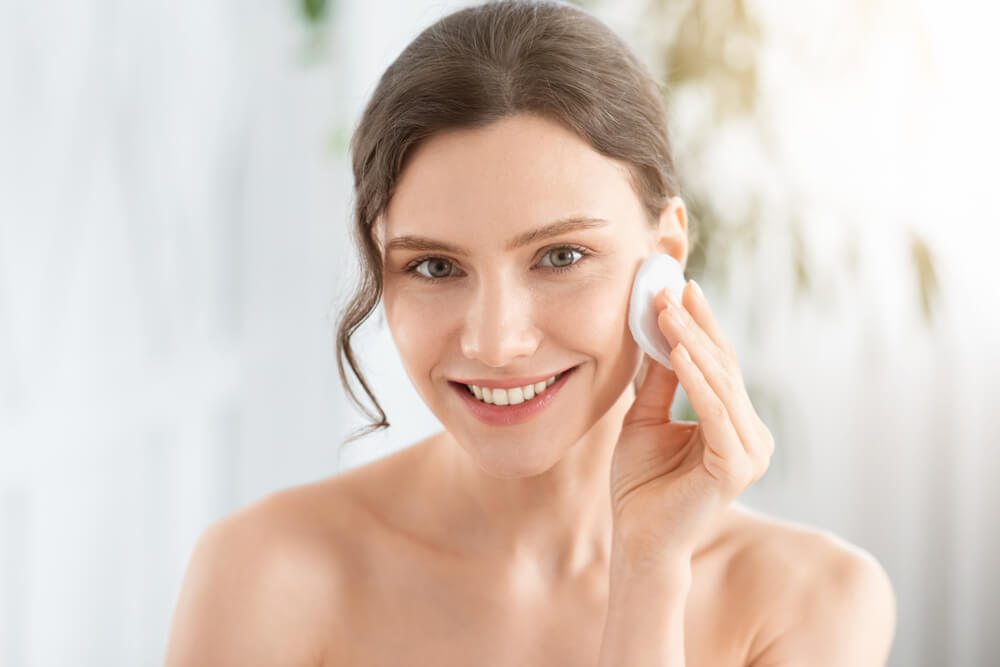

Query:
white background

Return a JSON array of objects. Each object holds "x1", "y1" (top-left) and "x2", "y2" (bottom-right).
[{"x1": 1, "y1": 0, "x2": 998, "y2": 665}]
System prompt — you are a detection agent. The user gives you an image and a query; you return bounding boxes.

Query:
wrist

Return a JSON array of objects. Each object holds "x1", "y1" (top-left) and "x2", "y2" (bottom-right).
[{"x1": 609, "y1": 537, "x2": 693, "y2": 586}]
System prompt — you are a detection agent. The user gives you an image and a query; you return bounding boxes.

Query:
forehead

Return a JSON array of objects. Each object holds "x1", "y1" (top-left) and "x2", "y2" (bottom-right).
[{"x1": 378, "y1": 114, "x2": 639, "y2": 247}]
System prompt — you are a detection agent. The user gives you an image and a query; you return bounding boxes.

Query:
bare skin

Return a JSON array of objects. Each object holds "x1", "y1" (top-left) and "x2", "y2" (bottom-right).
[
  {"x1": 248, "y1": 431, "x2": 857, "y2": 667},
  {"x1": 161, "y1": 429, "x2": 889, "y2": 666},
  {"x1": 163, "y1": 430, "x2": 892, "y2": 666},
  {"x1": 164, "y1": 113, "x2": 895, "y2": 665}
]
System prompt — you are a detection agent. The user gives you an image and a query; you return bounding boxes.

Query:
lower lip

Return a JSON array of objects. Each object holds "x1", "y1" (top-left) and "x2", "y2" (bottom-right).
[{"x1": 449, "y1": 365, "x2": 579, "y2": 426}]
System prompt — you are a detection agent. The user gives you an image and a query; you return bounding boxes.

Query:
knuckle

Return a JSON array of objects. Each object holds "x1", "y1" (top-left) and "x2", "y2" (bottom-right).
[
  {"x1": 658, "y1": 309, "x2": 677, "y2": 334},
  {"x1": 716, "y1": 347, "x2": 738, "y2": 375},
  {"x1": 735, "y1": 458, "x2": 756, "y2": 487},
  {"x1": 657, "y1": 309, "x2": 669, "y2": 331},
  {"x1": 759, "y1": 426, "x2": 775, "y2": 455},
  {"x1": 757, "y1": 446, "x2": 773, "y2": 471},
  {"x1": 708, "y1": 448, "x2": 754, "y2": 489},
  {"x1": 717, "y1": 366, "x2": 738, "y2": 395},
  {"x1": 752, "y1": 458, "x2": 769, "y2": 484}
]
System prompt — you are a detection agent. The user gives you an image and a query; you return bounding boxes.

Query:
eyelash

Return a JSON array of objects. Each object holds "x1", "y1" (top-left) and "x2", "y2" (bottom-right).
[{"x1": 402, "y1": 244, "x2": 593, "y2": 283}]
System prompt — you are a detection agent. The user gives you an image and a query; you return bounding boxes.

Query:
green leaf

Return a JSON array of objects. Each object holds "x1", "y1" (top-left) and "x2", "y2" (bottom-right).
[{"x1": 300, "y1": 0, "x2": 329, "y2": 24}]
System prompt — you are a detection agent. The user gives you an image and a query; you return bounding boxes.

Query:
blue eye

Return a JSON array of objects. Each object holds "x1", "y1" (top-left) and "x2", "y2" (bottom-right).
[{"x1": 404, "y1": 244, "x2": 592, "y2": 283}]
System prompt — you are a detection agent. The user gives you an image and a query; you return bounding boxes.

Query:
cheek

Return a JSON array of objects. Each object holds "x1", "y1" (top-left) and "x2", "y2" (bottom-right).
[
  {"x1": 538, "y1": 276, "x2": 631, "y2": 344},
  {"x1": 552, "y1": 277, "x2": 644, "y2": 400},
  {"x1": 384, "y1": 295, "x2": 445, "y2": 369}
]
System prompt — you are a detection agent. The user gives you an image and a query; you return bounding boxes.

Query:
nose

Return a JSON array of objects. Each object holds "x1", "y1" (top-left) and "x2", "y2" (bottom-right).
[{"x1": 460, "y1": 279, "x2": 542, "y2": 368}]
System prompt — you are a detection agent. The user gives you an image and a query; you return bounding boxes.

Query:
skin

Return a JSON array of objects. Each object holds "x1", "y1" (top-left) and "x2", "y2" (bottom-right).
[
  {"x1": 163, "y1": 112, "x2": 897, "y2": 666},
  {"x1": 375, "y1": 111, "x2": 695, "y2": 576},
  {"x1": 363, "y1": 110, "x2": 754, "y2": 660}
]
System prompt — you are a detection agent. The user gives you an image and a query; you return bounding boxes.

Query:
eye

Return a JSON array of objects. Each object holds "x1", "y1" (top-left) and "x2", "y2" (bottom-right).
[
  {"x1": 412, "y1": 257, "x2": 456, "y2": 280},
  {"x1": 404, "y1": 244, "x2": 592, "y2": 283},
  {"x1": 538, "y1": 246, "x2": 584, "y2": 271}
]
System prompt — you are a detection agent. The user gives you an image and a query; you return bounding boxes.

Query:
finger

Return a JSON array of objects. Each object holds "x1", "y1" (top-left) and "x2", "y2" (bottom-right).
[
  {"x1": 682, "y1": 280, "x2": 738, "y2": 356},
  {"x1": 624, "y1": 353, "x2": 680, "y2": 426},
  {"x1": 657, "y1": 288, "x2": 766, "y2": 458},
  {"x1": 655, "y1": 281, "x2": 735, "y2": 360},
  {"x1": 678, "y1": 282, "x2": 773, "y2": 460},
  {"x1": 655, "y1": 286, "x2": 731, "y2": 374},
  {"x1": 670, "y1": 343, "x2": 752, "y2": 487}
]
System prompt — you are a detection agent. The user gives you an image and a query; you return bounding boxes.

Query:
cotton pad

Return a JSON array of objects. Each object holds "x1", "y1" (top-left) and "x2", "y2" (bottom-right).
[{"x1": 628, "y1": 253, "x2": 687, "y2": 370}]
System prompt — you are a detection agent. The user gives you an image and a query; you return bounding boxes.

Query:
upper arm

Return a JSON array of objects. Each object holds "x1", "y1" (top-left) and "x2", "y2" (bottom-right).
[
  {"x1": 747, "y1": 547, "x2": 897, "y2": 667},
  {"x1": 163, "y1": 505, "x2": 335, "y2": 667}
]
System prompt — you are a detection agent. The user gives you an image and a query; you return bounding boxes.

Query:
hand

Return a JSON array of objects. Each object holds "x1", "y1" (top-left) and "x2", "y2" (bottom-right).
[{"x1": 609, "y1": 280, "x2": 775, "y2": 563}]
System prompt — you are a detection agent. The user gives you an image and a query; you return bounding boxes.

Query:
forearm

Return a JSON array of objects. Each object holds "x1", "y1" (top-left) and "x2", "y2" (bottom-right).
[{"x1": 597, "y1": 544, "x2": 693, "y2": 667}]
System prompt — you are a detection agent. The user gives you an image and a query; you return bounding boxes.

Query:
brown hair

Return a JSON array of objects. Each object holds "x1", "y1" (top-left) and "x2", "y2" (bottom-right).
[{"x1": 335, "y1": 0, "x2": 693, "y2": 446}]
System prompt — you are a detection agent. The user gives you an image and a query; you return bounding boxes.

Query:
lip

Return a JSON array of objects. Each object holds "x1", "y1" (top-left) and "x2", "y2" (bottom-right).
[
  {"x1": 449, "y1": 366, "x2": 577, "y2": 389},
  {"x1": 449, "y1": 364, "x2": 579, "y2": 426}
]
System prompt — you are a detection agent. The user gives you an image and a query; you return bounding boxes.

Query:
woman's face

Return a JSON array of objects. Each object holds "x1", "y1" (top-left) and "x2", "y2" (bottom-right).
[{"x1": 376, "y1": 113, "x2": 684, "y2": 477}]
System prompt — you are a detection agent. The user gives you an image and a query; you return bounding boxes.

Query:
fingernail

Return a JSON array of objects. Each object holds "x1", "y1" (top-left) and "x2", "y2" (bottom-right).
[
  {"x1": 691, "y1": 279, "x2": 703, "y2": 300},
  {"x1": 665, "y1": 288, "x2": 680, "y2": 307}
]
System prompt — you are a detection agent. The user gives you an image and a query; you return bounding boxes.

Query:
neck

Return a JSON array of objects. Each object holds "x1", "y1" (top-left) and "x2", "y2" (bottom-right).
[{"x1": 428, "y1": 382, "x2": 638, "y2": 586}]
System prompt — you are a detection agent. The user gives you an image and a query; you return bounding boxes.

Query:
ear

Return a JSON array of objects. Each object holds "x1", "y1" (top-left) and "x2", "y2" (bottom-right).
[{"x1": 651, "y1": 196, "x2": 689, "y2": 270}]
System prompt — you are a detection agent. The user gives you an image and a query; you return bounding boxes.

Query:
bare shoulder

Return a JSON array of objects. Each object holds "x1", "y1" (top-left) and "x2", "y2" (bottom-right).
[
  {"x1": 727, "y1": 505, "x2": 898, "y2": 666},
  {"x1": 164, "y1": 482, "x2": 364, "y2": 666}
]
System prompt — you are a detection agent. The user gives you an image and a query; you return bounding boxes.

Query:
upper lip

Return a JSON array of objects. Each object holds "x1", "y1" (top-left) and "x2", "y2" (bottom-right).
[{"x1": 450, "y1": 365, "x2": 576, "y2": 389}]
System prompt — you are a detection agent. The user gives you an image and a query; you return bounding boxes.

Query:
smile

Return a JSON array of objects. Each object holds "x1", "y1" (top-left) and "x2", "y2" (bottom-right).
[{"x1": 449, "y1": 364, "x2": 580, "y2": 426}]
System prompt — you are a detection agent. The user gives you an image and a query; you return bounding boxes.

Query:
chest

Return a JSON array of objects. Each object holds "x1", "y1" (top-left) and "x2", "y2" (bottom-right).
[{"x1": 321, "y1": 554, "x2": 755, "y2": 666}]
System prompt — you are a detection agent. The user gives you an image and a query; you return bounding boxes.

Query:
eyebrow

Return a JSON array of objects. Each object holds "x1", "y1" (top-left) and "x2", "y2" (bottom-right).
[{"x1": 384, "y1": 216, "x2": 611, "y2": 256}]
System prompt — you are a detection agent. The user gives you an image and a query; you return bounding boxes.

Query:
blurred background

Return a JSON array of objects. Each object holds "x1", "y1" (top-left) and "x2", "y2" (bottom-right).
[{"x1": 1, "y1": 0, "x2": 998, "y2": 664}]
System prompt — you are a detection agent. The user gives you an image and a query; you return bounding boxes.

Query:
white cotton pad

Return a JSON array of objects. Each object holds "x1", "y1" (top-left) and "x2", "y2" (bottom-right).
[{"x1": 628, "y1": 253, "x2": 687, "y2": 370}]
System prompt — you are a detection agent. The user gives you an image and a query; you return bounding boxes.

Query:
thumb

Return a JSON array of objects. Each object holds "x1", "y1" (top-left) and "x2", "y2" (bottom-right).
[{"x1": 623, "y1": 354, "x2": 679, "y2": 426}]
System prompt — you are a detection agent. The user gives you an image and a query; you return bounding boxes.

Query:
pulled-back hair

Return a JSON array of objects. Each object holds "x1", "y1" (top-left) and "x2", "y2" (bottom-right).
[{"x1": 336, "y1": 0, "x2": 692, "y2": 446}]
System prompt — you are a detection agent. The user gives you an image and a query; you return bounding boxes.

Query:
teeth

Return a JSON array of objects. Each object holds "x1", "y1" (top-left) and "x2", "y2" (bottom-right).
[{"x1": 467, "y1": 371, "x2": 565, "y2": 405}]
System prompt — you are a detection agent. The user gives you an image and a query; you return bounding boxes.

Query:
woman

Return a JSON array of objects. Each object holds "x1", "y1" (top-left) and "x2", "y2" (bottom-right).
[{"x1": 164, "y1": 1, "x2": 896, "y2": 665}]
